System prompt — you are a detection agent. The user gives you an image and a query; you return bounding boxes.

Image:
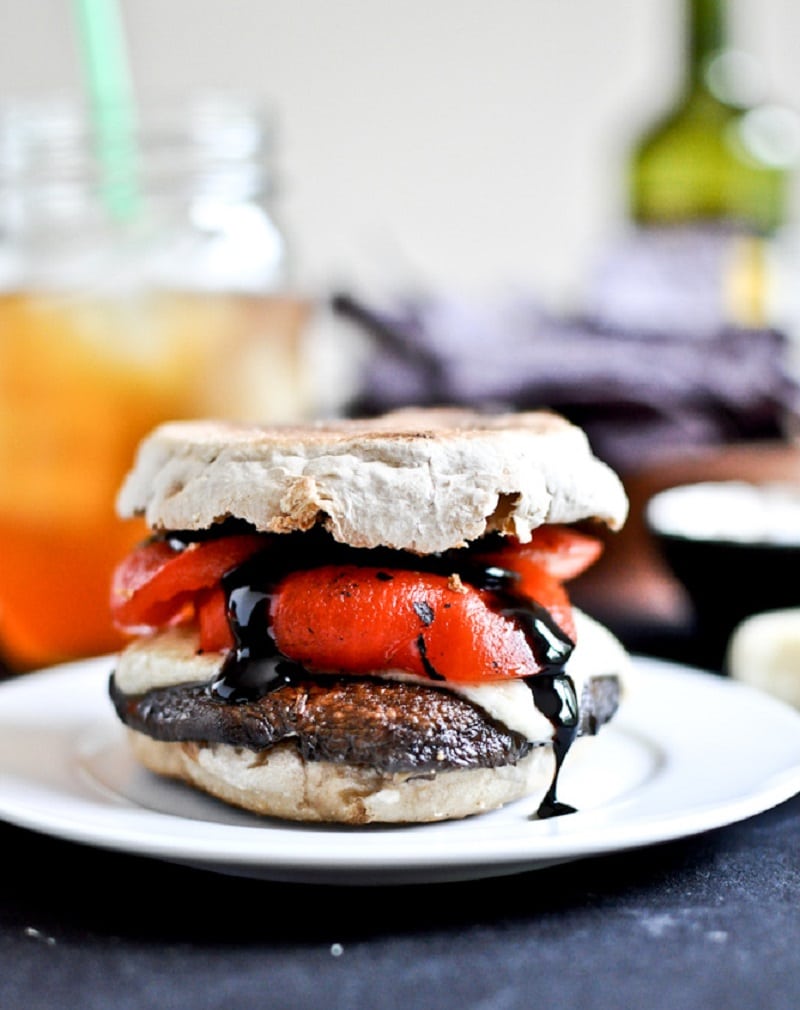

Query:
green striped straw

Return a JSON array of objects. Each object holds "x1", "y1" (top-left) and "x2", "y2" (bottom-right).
[{"x1": 73, "y1": 0, "x2": 140, "y2": 220}]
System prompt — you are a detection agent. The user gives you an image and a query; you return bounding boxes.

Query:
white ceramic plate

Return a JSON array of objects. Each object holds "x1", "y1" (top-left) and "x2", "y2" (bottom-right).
[{"x1": 0, "y1": 655, "x2": 798, "y2": 885}]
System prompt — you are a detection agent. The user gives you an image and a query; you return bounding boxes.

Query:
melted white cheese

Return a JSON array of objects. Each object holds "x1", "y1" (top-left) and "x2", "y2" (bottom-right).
[
  {"x1": 115, "y1": 608, "x2": 631, "y2": 743},
  {"x1": 455, "y1": 608, "x2": 630, "y2": 739},
  {"x1": 374, "y1": 608, "x2": 629, "y2": 741}
]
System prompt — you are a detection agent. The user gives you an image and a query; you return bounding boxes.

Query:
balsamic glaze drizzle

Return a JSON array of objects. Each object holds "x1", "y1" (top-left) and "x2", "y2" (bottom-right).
[
  {"x1": 167, "y1": 525, "x2": 581, "y2": 818},
  {"x1": 463, "y1": 564, "x2": 579, "y2": 819}
]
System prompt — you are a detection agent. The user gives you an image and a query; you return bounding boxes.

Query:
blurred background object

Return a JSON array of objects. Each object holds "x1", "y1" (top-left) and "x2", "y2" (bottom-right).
[
  {"x1": 3, "y1": 0, "x2": 800, "y2": 672},
  {"x1": 591, "y1": 0, "x2": 800, "y2": 337},
  {"x1": 4, "y1": 1, "x2": 800, "y2": 304},
  {"x1": 0, "y1": 2, "x2": 309, "y2": 670},
  {"x1": 333, "y1": 0, "x2": 800, "y2": 463},
  {"x1": 645, "y1": 479, "x2": 800, "y2": 669},
  {"x1": 576, "y1": 438, "x2": 800, "y2": 669},
  {"x1": 333, "y1": 290, "x2": 799, "y2": 472},
  {"x1": 727, "y1": 608, "x2": 800, "y2": 709}
]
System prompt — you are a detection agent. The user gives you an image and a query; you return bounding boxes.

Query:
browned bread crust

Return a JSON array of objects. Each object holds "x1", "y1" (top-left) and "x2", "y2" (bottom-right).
[
  {"x1": 116, "y1": 407, "x2": 628, "y2": 553},
  {"x1": 125, "y1": 731, "x2": 560, "y2": 824}
]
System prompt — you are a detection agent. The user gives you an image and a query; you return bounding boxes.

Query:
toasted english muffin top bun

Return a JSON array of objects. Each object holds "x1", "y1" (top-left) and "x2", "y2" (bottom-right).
[{"x1": 115, "y1": 407, "x2": 628, "y2": 553}]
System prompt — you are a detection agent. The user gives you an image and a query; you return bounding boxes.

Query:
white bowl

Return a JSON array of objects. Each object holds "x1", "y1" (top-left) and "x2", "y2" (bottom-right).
[{"x1": 645, "y1": 480, "x2": 800, "y2": 669}]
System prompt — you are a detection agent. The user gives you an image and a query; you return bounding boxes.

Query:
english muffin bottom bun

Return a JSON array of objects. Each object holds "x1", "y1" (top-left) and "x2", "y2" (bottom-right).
[{"x1": 109, "y1": 408, "x2": 632, "y2": 825}]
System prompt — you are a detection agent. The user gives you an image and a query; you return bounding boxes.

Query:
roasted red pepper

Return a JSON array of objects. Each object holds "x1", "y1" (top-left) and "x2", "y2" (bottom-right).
[
  {"x1": 111, "y1": 525, "x2": 601, "y2": 681},
  {"x1": 269, "y1": 564, "x2": 572, "y2": 682},
  {"x1": 110, "y1": 534, "x2": 264, "y2": 631},
  {"x1": 477, "y1": 524, "x2": 602, "y2": 582}
]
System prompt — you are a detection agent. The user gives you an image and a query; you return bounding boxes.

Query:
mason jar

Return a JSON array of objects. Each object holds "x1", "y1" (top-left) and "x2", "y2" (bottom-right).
[{"x1": 0, "y1": 94, "x2": 310, "y2": 670}]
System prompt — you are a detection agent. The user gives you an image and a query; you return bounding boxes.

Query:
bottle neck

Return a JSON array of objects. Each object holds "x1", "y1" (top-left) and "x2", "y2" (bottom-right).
[{"x1": 686, "y1": 0, "x2": 726, "y2": 90}]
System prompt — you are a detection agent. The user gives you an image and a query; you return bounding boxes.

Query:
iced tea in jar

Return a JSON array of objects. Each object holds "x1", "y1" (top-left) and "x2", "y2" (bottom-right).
[{"x1": 0, "y1": 96, "x2": 310, "y2": 670}]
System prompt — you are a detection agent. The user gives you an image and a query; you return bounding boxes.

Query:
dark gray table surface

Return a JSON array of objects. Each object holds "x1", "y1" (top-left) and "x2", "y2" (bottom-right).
[
  {"x1": 1, "y1": 626, "x2": 798, "y2": 1010},
  {"x1": 1, "y1": 793, "x2": 798, "y2": 1010}
]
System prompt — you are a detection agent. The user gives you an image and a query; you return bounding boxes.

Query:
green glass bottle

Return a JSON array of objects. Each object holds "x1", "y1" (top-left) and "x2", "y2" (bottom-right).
[
  {"x1": 622, "y1": 0, "x2": 798, "y2": 328},
  {"x1": 631, "y1": 0, "x2": 787, "y2": 233}
]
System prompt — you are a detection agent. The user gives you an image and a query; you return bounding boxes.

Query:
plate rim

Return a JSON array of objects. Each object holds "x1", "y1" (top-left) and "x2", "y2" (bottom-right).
[{"x1": 0, "y1": 653, "x2": 799, "y2": 883}]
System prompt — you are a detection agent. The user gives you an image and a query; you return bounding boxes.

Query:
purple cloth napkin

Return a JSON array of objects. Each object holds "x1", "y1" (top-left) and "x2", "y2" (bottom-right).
[{"x1": 333, "y1": 292, "x2": 800, "y2": 473}]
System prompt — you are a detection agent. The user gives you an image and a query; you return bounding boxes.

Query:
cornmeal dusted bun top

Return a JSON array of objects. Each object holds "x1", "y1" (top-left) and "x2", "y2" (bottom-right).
[{"x1": 116, "y1": 407, "x2": 628, "y2": 554}]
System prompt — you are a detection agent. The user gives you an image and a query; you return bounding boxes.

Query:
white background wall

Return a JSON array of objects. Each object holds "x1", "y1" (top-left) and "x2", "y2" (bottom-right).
[{"x1": 3, "y1": 0, "x2": 800, "y2": 309}]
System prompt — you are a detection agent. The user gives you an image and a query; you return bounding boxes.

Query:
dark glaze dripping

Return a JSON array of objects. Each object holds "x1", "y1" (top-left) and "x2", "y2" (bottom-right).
[
  {"x1": 211, "y1": 555, "x2": 305, "y2": 702},
  {"x1": 469, "y1": 566, "x2": 579, "y2": 819},
  {"x1": 528, "y1": 673, "x2": 579, "y2": 818},
  {"x1": 187, "y1": 527, "x2": 581, "y2": 818}
]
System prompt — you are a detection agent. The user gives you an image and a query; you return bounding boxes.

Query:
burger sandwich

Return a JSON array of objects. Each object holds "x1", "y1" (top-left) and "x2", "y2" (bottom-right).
[{"x1": 108, "y1": 408, "x2": 631, "y2": 824}]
